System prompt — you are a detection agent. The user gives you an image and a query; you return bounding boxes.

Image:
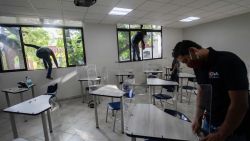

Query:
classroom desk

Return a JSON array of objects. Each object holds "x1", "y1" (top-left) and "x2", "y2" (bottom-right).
[
  {"x1": 4, "y1": 95, "x2": 53, "y2": 141},
  {"x1": 115, "y1": 73, "x2": 134, "y2": 87},
  {"x1": 147, "y1": 78, "x2": 178, "y2": 104},
  {"x1": 89, "y1": 85, "x2": 125, "y2": 133},
  {"x1": 144, "y1": 70, "x2": 163, "y2": 78},
  {"x1": 178, "y1": 73, "x2": 196, "y2": 103},
  {"x1": 2, "y1": 84, "x2": 36, "y2": 107},
  {"x1": 126, "y1": 104, "x2": 197, "y2": 141},
  {"x1": 78, "y1": 77, "x2": 101, "y2": 103}
]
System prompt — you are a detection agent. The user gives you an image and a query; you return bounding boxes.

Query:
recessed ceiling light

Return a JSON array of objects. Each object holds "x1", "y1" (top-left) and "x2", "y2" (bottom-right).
[
  {"x1": 180, "y1": 17, "x2": 200, "y2": 22},
  {"x1": 109, "y1": 7, "x2": 133, "y2": 15}
]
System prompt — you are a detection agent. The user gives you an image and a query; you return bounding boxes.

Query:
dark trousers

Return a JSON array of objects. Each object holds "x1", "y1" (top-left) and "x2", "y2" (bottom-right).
[
  {"x1": 132, "y1": 44, "x2": 141, "y2": 61},
  {"x1": 43, "y1": 56, "x2": 52, "y2": 78}
]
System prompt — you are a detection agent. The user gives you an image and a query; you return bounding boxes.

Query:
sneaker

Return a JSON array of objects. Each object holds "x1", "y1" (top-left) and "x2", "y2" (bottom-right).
[{"x1": 46, "y1": 76, "x2": 53, "y2": 80}]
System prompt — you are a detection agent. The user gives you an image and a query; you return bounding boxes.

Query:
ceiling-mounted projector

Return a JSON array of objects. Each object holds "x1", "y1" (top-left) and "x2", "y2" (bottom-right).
[{"x1": 74, "y1": 0, "x2": 97, "y2": 7}]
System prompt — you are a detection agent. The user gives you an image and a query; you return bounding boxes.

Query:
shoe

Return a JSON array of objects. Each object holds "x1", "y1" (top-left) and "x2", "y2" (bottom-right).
[{"x1": 46, "y1": 77, "x2": 53, "y2": 80}]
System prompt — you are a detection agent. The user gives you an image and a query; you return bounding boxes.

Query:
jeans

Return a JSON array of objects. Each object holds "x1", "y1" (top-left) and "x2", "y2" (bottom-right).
[
  {"x1": 203, "y1": 119, "x2": 248, "y2": 141},
  {"x1": 132, "y1": 44, "x2": 141, "y2": 61},
  {"x1": 42, "y1": 56, "x2": 52, "y2": 78}
]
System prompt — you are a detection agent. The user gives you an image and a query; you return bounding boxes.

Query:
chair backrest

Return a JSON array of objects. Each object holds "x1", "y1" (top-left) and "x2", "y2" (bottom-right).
[
  {"x1": 47, "y1": 83, "x2": 58, "y2": 95},
  {"x1": 76, "y1": 65, "x2": 87, "y2": 79},
  {"x1": 100, "y1": 66, "x2": 108, "y2": 85},
  {"x1": 87, "y1": 64, "x2": 98, "y2": 91},
  {"x1": 164, "y1": 109, "x2": 191, "y2": 122}
]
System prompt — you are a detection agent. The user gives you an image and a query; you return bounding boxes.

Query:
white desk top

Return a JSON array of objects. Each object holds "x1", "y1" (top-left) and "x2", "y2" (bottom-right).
[
  {"x1": 78, "y1": 77, "x2": 101, "y2": 81},
  {"x1": 144, "y1": 70, "x2": 163, "y2": 73},
  {"x1": 178, "y1": 73, "x2": 195, "y2": 78},
  {"x1": 90, "y1": 85, "x2": 125, "y2": 98},
  {"x1": 147, "y1": 78, "x2": 178, "y2": 86},
  {"x1": 2, "y1": 87, "x2": 29, "y2": 94},
  {"x1": 4, "y1": 95, "x2": 52, "y2": 115},
  {"x1": 116, "y1": 73, "x2": 134, "y2": 76},
  {"x1": 164, "y1": 66, "x2": 172, "y2": 69},
  {"x1": 126, "y1": 104, "x2": 197, "y2": 140}
]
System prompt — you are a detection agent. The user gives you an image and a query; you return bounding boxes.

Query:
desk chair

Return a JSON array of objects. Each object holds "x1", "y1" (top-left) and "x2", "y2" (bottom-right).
[
  {"x1": 181, "y1": 78, "x2": 197, "y2": 104},
  {"x1": 46, "y1": 83, "x2": 60, "y2": 107},
  {"x1": 106, "y1": 101, "x2": 121, "y2": 132}
]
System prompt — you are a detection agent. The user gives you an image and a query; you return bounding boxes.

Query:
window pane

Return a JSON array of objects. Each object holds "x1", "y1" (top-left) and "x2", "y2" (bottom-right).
[
  {"x1": 0, "y1": 26, "x2": 26, "y2": 71},
  {"x1": 153, "y1": 32, "x2": 162, "y2": 58},
  {"x1": 118, "y1": 31, "x2": 130, "y2": 61},
  {"x1": 117, "y1": 24, "x2": 129, "y2": 29},
  {"x1": 142, "y1": 25, "x2": 152, "y2": 29},
  {"x1": 143, "y1": 32, "x2": 152, "y2": 60},
  {"x1": 22, "y1": 27, "x2": 66, "y2": 70},
  {"x1": 130, "y1": 24, "x2": 140, "y2": 29},
  {"x1": 152, "y1": 25, "x2": 161, "y2": 30},
  {"x1": 65, "y1": 29, "x2": 85, "y2": 65}
]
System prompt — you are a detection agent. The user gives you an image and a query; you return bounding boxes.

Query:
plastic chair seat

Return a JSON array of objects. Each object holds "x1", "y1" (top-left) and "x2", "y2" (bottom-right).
[
  {"x1": 108, "y1": 102, "x2": 121, "y2": 110},
  {"x1": 182, "y1": 85, "x2": 196, "y2": 90},
  {"x1": 153, "y1": 94, "x2": 172, "y2": 100}
]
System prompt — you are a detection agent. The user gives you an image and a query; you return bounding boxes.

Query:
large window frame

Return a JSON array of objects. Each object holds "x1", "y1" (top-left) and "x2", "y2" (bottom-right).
[
  {"x1": 0, "y1": 24, "x2": 86, "y2": 73},
  {"x1": 117, "y1": 24, "x2": 163, "y2": 63}
]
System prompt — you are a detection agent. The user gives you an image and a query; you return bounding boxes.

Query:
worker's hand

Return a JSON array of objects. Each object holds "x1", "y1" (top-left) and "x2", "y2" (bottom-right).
[
  {"x1": 200, "y1": 132, "x2": 226, "y2": 141},
  {"x1": 192, "y1": 118, "x2": 202, "y2": 135},
  {"x1": 142, "y1": 44, "x2": 145, "y2": 50}
]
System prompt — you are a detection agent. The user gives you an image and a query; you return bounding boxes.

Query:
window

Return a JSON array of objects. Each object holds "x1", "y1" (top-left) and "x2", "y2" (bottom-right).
[
  {"x1": 0, "y1": 24, "x2": 86, "y2": 73},
  {"x1": 0, "y1": 26, "x2": 26, "y2": 71},
  {"x1": 117, "y1": 24, "x2": 162, "y2": 62},
  {"x1": 64, "y1": 28, "x2": 85, "y2": 66},
  {"x1": 22, "y1": 27, "x2": 66, "y2": 70}
]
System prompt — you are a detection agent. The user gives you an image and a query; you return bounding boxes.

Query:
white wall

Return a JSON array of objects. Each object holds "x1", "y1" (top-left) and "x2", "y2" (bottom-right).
[
  {"x1": 183, "y1": 12, "x2": 250, "y2": 68},
  {"x1": 0, "y1": 23, "x2": 183, "y2": 109}
]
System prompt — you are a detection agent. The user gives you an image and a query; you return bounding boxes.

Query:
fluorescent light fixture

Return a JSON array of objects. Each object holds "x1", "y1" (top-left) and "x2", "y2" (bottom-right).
[
  {"x1": 180, "y1": 17, "x2": 200, "y2": 22},
  {"x1": 109, "y1": 7, "x2": 133, "y2": 15}
]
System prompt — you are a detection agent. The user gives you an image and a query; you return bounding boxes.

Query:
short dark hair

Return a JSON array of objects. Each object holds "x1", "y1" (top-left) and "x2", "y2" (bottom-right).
[{"x1": 172, "y1": 40, "x2": 202, "y2": 58}]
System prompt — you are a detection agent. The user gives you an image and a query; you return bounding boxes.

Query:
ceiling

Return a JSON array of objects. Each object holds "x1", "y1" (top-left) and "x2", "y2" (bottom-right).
[{"x1": 0, "y1": 0, "x2": 250, "y2": 28}]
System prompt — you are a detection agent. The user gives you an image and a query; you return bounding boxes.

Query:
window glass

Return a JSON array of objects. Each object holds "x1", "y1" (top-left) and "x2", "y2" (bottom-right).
[
  {"x1": 22, "y1": 27, "x2": 66, "y2": 70},
  {"x1": 0, "y1": 26, "x2": 26, "y2": 71},
  {"x1": 118, "y1": 31, "x2": 130, "y2": 61},
  {"x1": 65, "y1": 28, "x2": 85, "y2": 65}
]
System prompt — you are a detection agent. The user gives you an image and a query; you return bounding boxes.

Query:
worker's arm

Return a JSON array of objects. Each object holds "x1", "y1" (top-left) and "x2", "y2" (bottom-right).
[
  {"x1": 141, "y1": 39, "x2": 145, "y2": 50},
  {"x1": 192, "y1": 85, "x2": 205, "y2": 134},
  {"x1": 24, "y1": 44, "x2": 41, "y2": 50},
  {"x1": 201, "y1": 90, "x2": 248, "y2": 141},
  {"x1": 50, "y1": 51, "x2": 58, "y2": 68}
]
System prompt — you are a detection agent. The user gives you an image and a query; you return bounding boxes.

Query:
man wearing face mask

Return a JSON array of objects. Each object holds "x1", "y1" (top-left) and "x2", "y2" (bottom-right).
[{"x1": 172, "y1": 40, "x2": 249, "y2": 141}]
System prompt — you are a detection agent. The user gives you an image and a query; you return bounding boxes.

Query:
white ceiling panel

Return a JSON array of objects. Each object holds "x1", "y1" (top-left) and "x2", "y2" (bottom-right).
[
  {"x1": 148, "y1": 0, "x2": 172, "y2": 4},
  {"x1": 87, "y1": 5, "x2": 113, "y2": 14},
  {"x1": 30, "y1": 0, "x2": 60, "y2": 9},
  {"x1": 169, "y1": 0, "x2": 196, "y2": 6},
  {"x1": 170, "y1": 7, "x2": 194, "y2": 15},
  {"x1": 200, "y1": 1, "x2": 230, "y2": 11},
  {"x1": 0, "y1": 0, "x2": 30, "y2": 7},
  {"x1": 95, "y1": 0, "x2": 119, "y2": 7},
  {"x1": 0, "y1": 6, "x2": 35, "y2": 15},
  {"x1": 85, "y1": 13, "x2": 106, "y2": 20},
  {"x1": 126, "y1": 10, "x2": 148, "y2": 18},
  {"x1": 137, "y1": 1, "x2": 166, "y2": 11},
  {"x1": 185, "y1": 0, "x2": 218, "y2": 8},
  {"x1": 84, "y1": 18, "x2": 101, "y2": 23},
  {"x1": 63, "y1": 10, "x2": 85, "y2": 20},
  {"x1": 154, "y1": 3, "x2": 180, "y2": 13},
  {"x1": 119, "y1": 16, "x2": 137, "y2": 23},
  {"x1": 116, "y1": 0, "x2": 147, "y2": 9},
  {"x1": 37, "y1": 9, "x2": 62, "y2": 18}
]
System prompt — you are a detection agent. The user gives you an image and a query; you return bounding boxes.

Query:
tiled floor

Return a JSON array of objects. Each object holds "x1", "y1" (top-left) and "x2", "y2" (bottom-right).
[{"x1": 0, "y1": 86, "x2": 196, "y2": 141}]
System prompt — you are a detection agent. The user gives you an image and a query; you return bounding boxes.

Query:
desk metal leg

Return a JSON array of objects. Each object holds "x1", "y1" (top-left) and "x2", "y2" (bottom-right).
[
  {"x1": 80, "y1": 81, "x2": 84, "y2": 103},
  {"x1": 41, "y1": 112, "x2": 49, "y2": 141},
  {"x1": 31, "y1": 86, "x2": 35, "y2": 98},
  {"x1": 151, "y1": 87, "x2": 155, "y2": 105},
  {"x1": 94, "y1": 95, "x2": 99, "y2": 128},
  {"x1": 9, "y1": 114, "x2": 18, "y2": 138},
  {"x1": 132, "y1": 137, "x2": 136, "y2": 141},
  {"x1": 20, "y1": 93, "x2": 27, "y2": 122},
  {"x1": 149, "y1": 86, "x2": 152, "y2": 104},
  {"x1": 180, "y1": 78, "x2": 183, "y2": 103},
  {"x1": 47, "y1": 110, "x2": 53, "y2": 133},
  {"x1": 120, "y1": 97, "x2": 124, "y2": 133},
  {"x1": 5, "y1": 92, "x2": 11, "y2": 107}
]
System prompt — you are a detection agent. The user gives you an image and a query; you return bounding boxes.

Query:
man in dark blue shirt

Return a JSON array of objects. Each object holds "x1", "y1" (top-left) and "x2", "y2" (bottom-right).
[
  {"x1": 24, "y1": 44, "x2": 58, "y2": 80},
  {"x1": 172, "y1": 40, "x2": 249, "y2": 141},
  {"x1": 131, "y1": 31, "x2": 146, "y2": 61}
]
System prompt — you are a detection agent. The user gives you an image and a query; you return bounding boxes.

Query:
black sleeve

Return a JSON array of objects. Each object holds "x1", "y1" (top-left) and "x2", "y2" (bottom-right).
[
  {"x1": 220, "y1": 55, "x2": 249, "y2": 90},
  {"x1": 194, "y1": 69, "x2": 210, "y2": 85}
]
